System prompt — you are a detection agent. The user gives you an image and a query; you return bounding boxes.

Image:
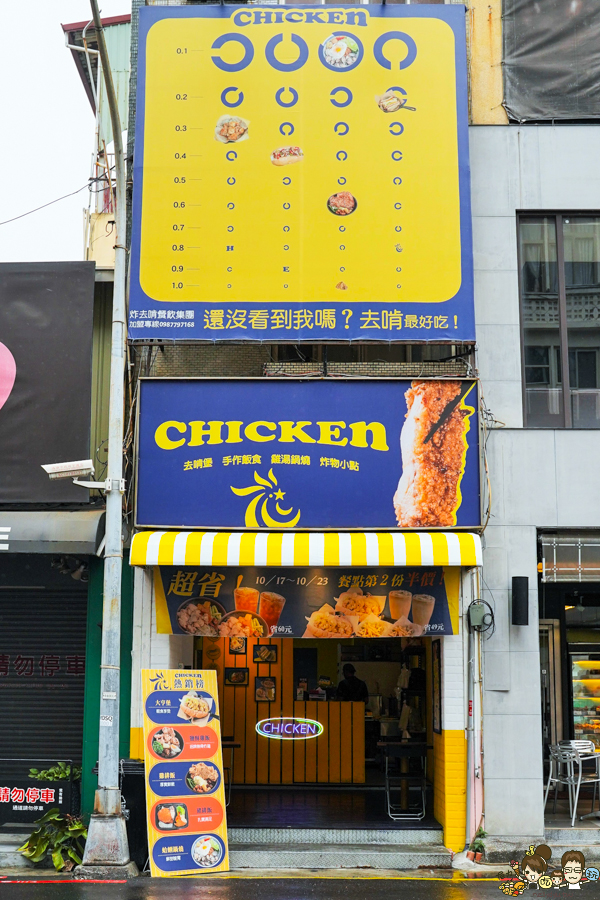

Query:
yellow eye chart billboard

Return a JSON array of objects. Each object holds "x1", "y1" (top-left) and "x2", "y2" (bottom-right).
[{"x1": 130, "y1": 6, "x2": 474, "y2": 342}]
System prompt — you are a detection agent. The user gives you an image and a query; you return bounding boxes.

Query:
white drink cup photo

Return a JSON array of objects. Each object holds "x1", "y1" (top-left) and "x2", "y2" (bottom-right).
[
  {"x1": 389, "y1": 590, "x2": 412, "y2": 621},
  {"x1": 411, "y1": 594, "x2": 436, "y2": 628}
]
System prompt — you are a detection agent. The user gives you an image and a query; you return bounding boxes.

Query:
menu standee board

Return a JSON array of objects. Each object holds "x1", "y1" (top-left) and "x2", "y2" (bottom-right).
[
  {"x1": 142, "y1": 669, "x2": 229, "y2": 877},
  {"x1": 130, "y1": 5, "x2": 474, "y2": 342}
]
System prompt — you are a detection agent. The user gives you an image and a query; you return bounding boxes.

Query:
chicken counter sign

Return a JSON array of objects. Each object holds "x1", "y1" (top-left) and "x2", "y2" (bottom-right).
[
  {"x1": 129, "y1": 5, "x2": 474, "y2": 342},
  {"x1": 135, "y1": 378, "x2": 481, "y2": 529}
]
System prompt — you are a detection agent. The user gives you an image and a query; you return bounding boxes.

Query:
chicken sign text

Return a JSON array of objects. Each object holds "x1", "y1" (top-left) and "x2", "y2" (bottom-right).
[{"x1": 155, "y1": 420, "x2": 389, "y2": 452}]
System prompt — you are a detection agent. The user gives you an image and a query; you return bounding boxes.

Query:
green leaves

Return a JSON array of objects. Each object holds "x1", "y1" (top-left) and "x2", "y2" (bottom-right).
[
  {"x1": 28, "y1": 762, "x2": 82, "y2": 782},
  {"x1": 35, "y1": 808, "x2": 63, "y2": 825},
  {"x1": 17, "y1": 809, "x2": 88, "y2": 871}
]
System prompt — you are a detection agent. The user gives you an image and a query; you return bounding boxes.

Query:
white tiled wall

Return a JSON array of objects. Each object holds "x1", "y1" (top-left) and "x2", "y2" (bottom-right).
[
  {"x1": 442, "y1": 632, "x2": 465, "y2": 732},
  {"x1": 471, "y1": 123, "x2": 600, "y2": 837},
  {"x1": 149, "y1": 576, "x2": 194, "y2": 669}
]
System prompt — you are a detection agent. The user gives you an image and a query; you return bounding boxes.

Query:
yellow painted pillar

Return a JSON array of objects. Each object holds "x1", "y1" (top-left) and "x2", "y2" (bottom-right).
[{"x1": 434, "y1": 729, "x2": 467, "y2": 852}]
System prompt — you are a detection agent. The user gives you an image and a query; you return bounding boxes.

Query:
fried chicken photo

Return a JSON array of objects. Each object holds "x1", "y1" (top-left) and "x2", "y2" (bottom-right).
[{"x1": 393, "y1": 381, "x2": 472, "y2": 527}]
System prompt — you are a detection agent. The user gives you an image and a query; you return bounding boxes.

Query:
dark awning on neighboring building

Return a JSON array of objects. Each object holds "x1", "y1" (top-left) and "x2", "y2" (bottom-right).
[{"x1": 0, "y1": 510, "x2": 105, "y2": 555}]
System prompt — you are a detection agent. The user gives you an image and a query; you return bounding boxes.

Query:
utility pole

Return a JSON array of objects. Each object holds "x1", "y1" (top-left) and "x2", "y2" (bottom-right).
[{"x1": 77, "y1": 0, "x2": 137, "y2": 879}]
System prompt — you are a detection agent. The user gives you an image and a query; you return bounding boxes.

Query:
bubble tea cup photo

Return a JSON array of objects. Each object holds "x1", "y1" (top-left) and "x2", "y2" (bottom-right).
[
  {"x1": 388, "y1": 590, "x2": 412, "y2": 621},
  {"x1": 411, "y1": 594, "x2": 436, "y2": 628}
]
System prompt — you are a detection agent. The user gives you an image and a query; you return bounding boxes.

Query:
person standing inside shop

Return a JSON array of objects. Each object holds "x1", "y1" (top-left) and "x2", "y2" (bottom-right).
[{"x1": 337, "y1": 663, "x2": 369, "y2": 702}]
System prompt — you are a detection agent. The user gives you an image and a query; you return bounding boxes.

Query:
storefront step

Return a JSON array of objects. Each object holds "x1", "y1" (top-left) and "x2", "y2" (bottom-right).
[
  {"x1": 544, "y1": 842, "x2": 600, "y2": 866},
  {"x1": 0, "y1": 835, "x2": 34, "y2": 869},
  {"x1": 229, "y1": 827, "x2": 444, "y2": 845},
  {"x1": 484, "y1": 837, "x2": 600, "y2": 865},
  {"x1": 228, "y1": 842, "x2": 452, "y2": 869},
  {"x1": 545, "y1": 827, "x2": 600, "y2": 845}
]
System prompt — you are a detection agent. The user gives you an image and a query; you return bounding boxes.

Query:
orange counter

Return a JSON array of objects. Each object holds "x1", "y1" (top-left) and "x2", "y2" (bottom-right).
[{"x1": 201, "y1": 637, "x2": 365, "y2": 784}]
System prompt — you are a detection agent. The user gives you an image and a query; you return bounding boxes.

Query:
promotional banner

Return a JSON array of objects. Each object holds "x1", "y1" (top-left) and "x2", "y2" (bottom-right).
[
  {"x1": 155, "y1": 564, "x2": 460, "y2": 637},
  {"x1": 136, "y1": 378, "x2": 480, "y2": 529},
  {"x1": 130, "y1": 5, "x2": 474, "y2": 342},
  {"x1": 142, "y1": 669, "x2": 229, "y2": 877},
  {"x1": 0, "y1": 262, "x2": 94, "y2": 502}
]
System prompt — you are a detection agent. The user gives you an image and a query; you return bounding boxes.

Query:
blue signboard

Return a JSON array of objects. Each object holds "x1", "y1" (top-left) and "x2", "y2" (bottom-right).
[
  {"x1": 145, "y1": 690, "x2": 216, "y2": 725},
  {"x1": 148, "y1": 762, "x2": 221, "y2": 797},
  {"x1": 136, "y1": 378, "x2": 480, "y2": 529},
  {"x1": 129, "y1": 5, "x2": 474, "y2": 342}
]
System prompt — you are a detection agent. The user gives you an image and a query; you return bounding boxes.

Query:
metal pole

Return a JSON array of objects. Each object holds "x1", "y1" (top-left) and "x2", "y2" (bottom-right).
[{"x1": 78, "y1": 1, "x2": 136, "y2": 878}]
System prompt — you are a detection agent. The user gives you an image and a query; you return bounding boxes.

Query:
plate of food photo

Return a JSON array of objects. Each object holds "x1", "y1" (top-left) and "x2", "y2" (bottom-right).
[
  {"x1": 151, "y1": 726, "x2": 184, "y2": 759},
  {"x1": 214, "y1": 115, "x2": 249, "y2": 143},
  {"x1": 185, "y1": 762, "x2": 221, "y2": 795},
  {"x1": 155, "y1": 802, "x2": 188, "y2": 830},
  {"x1": 177, "y1": 690, "x2": 214, "y2": 725},
  {"x1": 176, "y1": 599, "x2": 225, "y2": 636},
  {"x1": 327, "y1": 191, "x2": 357, "y2": 216},
  {"x1": 217, "y1": 610, "x2": 269, "y2": 638},
  {"x1": 191, "y1": 835, "x2": 225, "y2": 868}
]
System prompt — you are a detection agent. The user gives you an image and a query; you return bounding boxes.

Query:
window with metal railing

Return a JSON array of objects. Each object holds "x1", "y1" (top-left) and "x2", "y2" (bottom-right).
[{"x1": 519, "y1": 213, "x2": 600, "y2": 428}]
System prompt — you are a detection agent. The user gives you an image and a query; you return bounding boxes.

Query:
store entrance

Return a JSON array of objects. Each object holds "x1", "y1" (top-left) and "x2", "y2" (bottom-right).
[
  {"x1": 540, "y1": 583, "x2": 600, "y2": 750},
  {"x1": 198, "y1": 636, "x2": 439, "y2": 830},
  {"x1": 540, "y1": 583, "x2": 600, "y2": 827}
]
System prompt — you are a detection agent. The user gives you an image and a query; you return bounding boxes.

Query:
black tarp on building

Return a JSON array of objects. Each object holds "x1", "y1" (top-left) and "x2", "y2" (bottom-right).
[{"x1": 503, "y1": 0, "x2": 600, "y2": 121}]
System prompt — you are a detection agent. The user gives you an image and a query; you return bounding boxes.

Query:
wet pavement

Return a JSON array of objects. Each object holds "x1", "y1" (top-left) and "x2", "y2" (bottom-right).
[
  {"x1": 3, "y1": 868, "x2": 600, "y2": 900},
  {"x1": 0, "y1": 874, "x2": 550, "y2": 900}
]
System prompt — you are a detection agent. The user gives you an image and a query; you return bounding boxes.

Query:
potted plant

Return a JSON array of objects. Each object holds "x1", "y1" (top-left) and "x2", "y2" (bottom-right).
[
  {"x1": 467, "y1": 827, "x2": 487, "y2": 862},
  {"x1": 472, "y1": 839, "x2": 485, "y2": 862},
  {"x1": 18, "y1": 808, "x2": 87, "y2": 871},
  {"x1": 29, "y1": 762, "x2": 82, "y2": 815}
]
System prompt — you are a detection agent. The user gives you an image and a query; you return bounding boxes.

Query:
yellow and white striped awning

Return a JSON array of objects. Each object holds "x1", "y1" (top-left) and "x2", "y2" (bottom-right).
[{"x1": 130, "y1": 531, "x2": 482, "y2": 568}]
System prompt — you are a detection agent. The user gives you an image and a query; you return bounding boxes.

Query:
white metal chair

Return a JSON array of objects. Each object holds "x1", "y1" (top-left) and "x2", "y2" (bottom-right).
[
  {"x1": 559, "y1": 739, "x2": 597, "y2": 755},
  {"x1": 556, "y1": 742, "x2": 600, "y2": 826},
  {"x1": 544, "y1": 745, "x2": 568, "y2": 815}
]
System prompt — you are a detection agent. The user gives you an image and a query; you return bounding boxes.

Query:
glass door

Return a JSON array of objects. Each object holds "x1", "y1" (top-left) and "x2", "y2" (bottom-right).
[{"x1": 540, "y1": 620, "x2": 562, "y2": 746}]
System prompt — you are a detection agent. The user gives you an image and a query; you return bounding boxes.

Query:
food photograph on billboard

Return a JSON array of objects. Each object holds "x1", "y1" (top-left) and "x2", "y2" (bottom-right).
[
  {"x1": 153, "y1": 564, "x2": 461, "y2": 638},
  {"x1": 129, "y1": 5, "x2": 474, "y2": 342},
  {"x1": 135, "y1": 378, "x2": 480, "y2": 530}
]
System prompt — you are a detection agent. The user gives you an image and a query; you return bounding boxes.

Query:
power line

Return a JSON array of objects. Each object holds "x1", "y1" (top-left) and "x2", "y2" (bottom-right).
[{"x1": 0, "y1": 179, "x2": 103, "y2": 227}]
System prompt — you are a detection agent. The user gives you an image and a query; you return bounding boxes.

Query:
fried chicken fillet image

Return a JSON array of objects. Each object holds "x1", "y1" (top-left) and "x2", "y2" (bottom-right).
[{"x1": 393, "y1": 381, "x2": 471, "y2": 527}]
